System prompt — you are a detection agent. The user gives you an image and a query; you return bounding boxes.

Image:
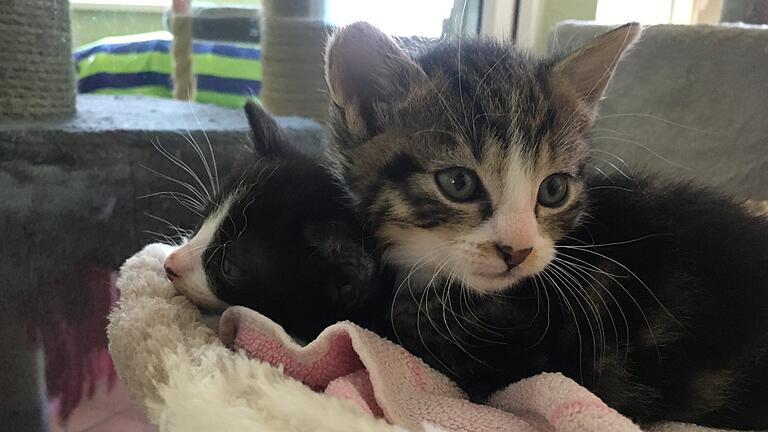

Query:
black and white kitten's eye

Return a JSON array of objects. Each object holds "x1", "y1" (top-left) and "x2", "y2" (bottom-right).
[
  {"x1": 537, "y1": 173, "x2": 570, "y2": 208},
  {"x1": 435, "y1": 167, "x2": 480, "y2": 202},
  {"x1": 221, "y1": 257, "x2": 246, "y2": 280}
]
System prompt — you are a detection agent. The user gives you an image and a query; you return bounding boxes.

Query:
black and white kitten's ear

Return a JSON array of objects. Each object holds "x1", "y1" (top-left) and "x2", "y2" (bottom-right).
[
  {"x1": 244, "y1": 100, "x2": 289, "y2": 156},
  {"x1": 325, "y1": 21, "x2": 427, "y2": 137},
  {"x1": 552, "y1": 22, "x2": 642, "y2": 114}
]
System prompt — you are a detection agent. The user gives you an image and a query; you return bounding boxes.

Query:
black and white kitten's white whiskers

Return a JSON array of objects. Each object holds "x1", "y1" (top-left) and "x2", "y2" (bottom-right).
[
  {"x1": 325, "y1": 22, "x2": 768, "y2": 429},
  {"x1": 162, "y1": 101, "x2": 382, "y2": 340}
]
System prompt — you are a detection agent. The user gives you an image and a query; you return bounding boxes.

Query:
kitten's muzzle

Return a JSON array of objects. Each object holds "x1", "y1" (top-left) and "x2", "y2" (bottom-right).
[
  {"x1": 164, "y1": 249, "x2": 195, "y2": 282},
  {"x1": 495, "y1": 244, "x2": 533, "y2": 270}
]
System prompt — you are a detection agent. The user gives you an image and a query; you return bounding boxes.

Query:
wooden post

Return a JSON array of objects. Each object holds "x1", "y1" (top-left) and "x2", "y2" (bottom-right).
[{"x1": 172, "y1": 0, "x2": 196, "y2": 101}]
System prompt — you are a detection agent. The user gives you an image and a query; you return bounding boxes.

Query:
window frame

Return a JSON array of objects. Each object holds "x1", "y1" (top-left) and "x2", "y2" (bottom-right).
[{"x1": 479, "y1": 0, "x2": 520, "y2": 40}]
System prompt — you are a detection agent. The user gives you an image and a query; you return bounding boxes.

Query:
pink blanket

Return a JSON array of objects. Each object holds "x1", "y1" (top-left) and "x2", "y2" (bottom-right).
[{"x1": 219, "y1": 306, "x2": 643, "y2": 432}]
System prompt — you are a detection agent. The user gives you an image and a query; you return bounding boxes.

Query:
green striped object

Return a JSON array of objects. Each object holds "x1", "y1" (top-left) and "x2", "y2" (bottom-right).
[{"x1": 73, "y1": 32, "x2": 262, "y2": 108}]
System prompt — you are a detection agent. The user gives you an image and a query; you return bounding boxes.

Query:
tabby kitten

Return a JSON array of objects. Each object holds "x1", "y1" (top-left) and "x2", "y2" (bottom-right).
[
  {"x1": 324, "y1": 22, "x2": 768, "y2": 429},
  {"x1": 164, "y1": 101, "x2": 382, "y2": 341}
]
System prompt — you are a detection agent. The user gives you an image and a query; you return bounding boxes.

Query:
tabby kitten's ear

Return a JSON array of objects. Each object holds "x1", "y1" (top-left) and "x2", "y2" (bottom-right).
[
  {"x1": 325, "y1": 21, "x2": 427, "y2": 137},
  {"x1": 244, "y1": 100, "x2": 289, "y2": 157},
  {"x1": 552, "y1": 22, "x2": 642, "y2": 115}
]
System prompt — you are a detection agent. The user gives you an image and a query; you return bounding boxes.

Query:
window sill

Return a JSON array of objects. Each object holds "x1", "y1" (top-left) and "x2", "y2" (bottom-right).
[{"x1": 70, "y1": 1, "x2": 167, "y2": 14}]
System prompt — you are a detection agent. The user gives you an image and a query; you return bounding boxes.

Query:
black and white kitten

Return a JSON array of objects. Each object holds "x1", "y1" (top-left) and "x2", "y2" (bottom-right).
[
  {"x1": 164, "y1": 101, "x2": 382, "y2": 341},
  {"x1": 324, "y1": 22, "x2": 768, "y2": 429}
]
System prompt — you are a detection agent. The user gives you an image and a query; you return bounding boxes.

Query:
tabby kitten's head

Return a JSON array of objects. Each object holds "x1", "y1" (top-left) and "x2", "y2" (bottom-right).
[{"x1": 325, "y1": 22, "x2": 640, "y2": 293}]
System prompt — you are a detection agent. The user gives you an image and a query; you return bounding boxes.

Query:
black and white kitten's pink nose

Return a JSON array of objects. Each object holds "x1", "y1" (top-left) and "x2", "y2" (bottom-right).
[
  {"x1": 495, "y1": 244, "x2": 532, "y2": 269},
  {"x1": 165, "y1": 265, "x2": 180, "y2": 281},
  {"x1": 164, "y1": 250, "x2": 192, "y2": 282}
]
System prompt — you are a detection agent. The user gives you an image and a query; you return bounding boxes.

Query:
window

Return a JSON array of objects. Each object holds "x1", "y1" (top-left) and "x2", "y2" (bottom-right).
[
  {"x1": 325, "y1": 0, "x2": 455, "y2": 37},
  {"x1": 595, "y1": 0, "x2": 722, "y2": 25},
  {"x1": 71, "y1": 0, "x2": 168, "y2": 12},
  {"x1": 69, "y1": 0, "x2": 469, "y2": 109}
]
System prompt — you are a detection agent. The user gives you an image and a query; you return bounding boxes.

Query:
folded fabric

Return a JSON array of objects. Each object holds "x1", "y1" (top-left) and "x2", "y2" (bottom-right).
[
  {"x1": 222, "y1": 306, "x2": 640, "y2": 432},
  {"x1": 108, "y1": 243, "x2": 735, "y2": 432}
]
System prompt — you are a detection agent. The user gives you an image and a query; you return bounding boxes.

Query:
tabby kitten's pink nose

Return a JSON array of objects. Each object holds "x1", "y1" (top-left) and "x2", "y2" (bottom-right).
[{"x1": 495, "y1": 245, "x2": 532, "y2": 269}]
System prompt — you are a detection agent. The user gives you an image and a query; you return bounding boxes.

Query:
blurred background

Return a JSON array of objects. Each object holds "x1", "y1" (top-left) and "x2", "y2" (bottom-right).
[
  {"x1": 68, "y1": 0, "x2": 729, "y2": 111},
  {"x1": 69, "y1": 0, "x2": 726, "y2": 49}
]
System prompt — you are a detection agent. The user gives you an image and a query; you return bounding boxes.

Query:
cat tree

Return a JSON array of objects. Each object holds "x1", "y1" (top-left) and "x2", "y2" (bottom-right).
[
  {"x1": 168, "y1": 0, "x2": 328, "y2": 121},
  {"x1": 0, "y1": 2, "x2": 77, "y2": 430},
  {"x1": 0, "y1": 0, "x2": 76, "y2": 119},
  {"x1": 260, "y1": 0, "x2": 329, "y2": 121},
  {"x1": 721, "y1": 0, "x2": 768, "y2": 24},
  {"x1": 0, "y1": 2, "x2": 327, "y2": 431}
]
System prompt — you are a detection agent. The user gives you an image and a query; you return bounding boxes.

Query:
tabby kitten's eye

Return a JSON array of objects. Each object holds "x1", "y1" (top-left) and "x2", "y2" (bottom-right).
[
  {"x1": 435, "y1": 167, "x2": 480, "y2": 202},
  {"x1": 537, "y1": 173, "x2": 570, "y2": 208},
  {"x1": 221, "y1": 257, "x2": 246, "y2": 280}
]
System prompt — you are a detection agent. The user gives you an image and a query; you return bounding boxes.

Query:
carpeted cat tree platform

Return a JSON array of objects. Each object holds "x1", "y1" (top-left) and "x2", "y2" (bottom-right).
[
  {"x1": 0, "y1": 0, "x2": 326, "y2": 429},
  {"x1": 0, "y1": 94, "x2": 323, "y2": 431}
]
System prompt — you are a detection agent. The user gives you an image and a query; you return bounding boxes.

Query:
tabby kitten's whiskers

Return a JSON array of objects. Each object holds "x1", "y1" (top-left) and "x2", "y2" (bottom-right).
[{"x1": 324, "y1": 22, "x2": 768, "y2": 428}]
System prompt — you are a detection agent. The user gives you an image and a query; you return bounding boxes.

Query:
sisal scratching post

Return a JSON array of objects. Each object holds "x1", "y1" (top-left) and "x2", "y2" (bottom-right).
[
  {"x1": 0, "y1": 0, "x2": 76, "y2": 120},
  {"x1": 260, "y1": 0, "x2": 329, "y2": 122},
  {"x1": 172, "y1": 0, "x2": 196, "y2": 101}
]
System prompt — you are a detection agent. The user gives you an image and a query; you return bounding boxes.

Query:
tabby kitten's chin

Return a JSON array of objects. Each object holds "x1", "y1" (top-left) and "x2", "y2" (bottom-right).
[{"x1": 379, "y1": 222, "x2": 556, "y2": 293}]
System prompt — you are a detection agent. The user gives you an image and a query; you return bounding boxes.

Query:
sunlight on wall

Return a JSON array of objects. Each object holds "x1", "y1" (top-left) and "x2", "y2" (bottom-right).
[
  {"x1": 597, "y1": 0, "x2": 672, "y2": 24},
  {"x1": 325, "y1": 0, "x2": 454, "y2": 37},
  {"x1": 595, "y1": 0, "x2": 702, "y2": 24}
]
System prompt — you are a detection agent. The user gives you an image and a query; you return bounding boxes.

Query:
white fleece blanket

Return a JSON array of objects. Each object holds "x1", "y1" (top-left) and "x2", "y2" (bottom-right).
[{"x1": 107, "y1": 243, "x2": 739, "y2": 432}]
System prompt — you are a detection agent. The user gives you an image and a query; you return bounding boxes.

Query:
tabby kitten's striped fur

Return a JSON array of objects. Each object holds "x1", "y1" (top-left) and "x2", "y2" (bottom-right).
[{"x1": 324, "y1": 22, "x2": 768, "y2": 429}]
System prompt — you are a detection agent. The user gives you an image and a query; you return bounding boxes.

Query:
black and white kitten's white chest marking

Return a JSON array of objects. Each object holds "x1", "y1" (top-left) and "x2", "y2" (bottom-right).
[
  {"x1": 163, "y1": 101, "x2": 382, "y2": 340},
  {"x1": 324, "y1": 22, "x2": 768, "y2": 429}
]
